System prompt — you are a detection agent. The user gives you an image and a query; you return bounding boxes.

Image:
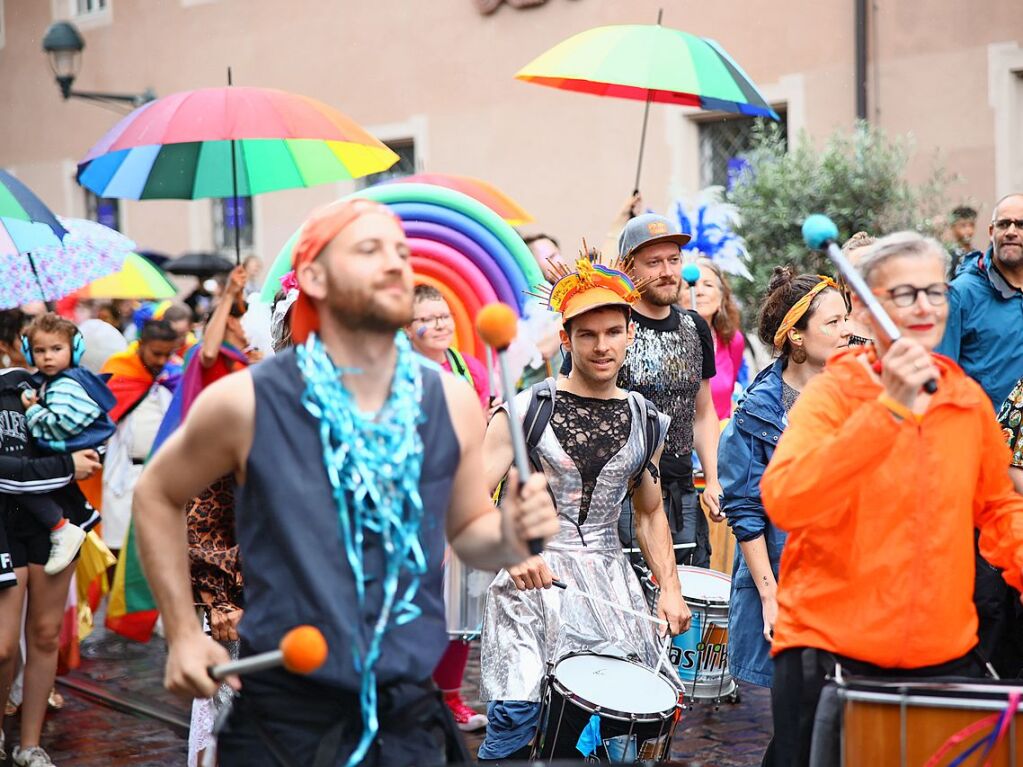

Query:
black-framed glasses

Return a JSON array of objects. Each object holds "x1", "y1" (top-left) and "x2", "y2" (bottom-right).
[
  {"x1": 412, "y1": 313, "x2": 452, "y2": 327},
  {"x1": 874, "y1": 283, "x2": 949, "y2": 308},
  {"x1": 993, "y1": 218, "x2": 1023, "y2": 232}
]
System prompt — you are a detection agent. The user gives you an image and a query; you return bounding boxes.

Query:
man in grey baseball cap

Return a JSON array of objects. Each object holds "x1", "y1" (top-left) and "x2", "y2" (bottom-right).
[{"x1": 615, "y1": 212, "x2": 723, "y2": 571}]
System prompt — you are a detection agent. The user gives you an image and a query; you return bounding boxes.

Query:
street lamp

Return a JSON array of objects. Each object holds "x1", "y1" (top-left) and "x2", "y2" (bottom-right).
[{"x1": 42, "y1": 21, "x2": 155, "y2": 110}]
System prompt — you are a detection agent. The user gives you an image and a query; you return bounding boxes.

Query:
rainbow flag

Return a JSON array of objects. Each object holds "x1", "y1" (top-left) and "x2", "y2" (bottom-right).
[{"x1": 105, "y1": 345, "x2": 247, "y2": 641}]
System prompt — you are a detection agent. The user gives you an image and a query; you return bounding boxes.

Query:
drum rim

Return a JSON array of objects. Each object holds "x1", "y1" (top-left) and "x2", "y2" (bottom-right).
[
  {"x1": 677, "y1": 565, "x2": 731, "y2": 607},
  {"x1": 550, "y1": 651, "x2": 680, "y2": 722}
]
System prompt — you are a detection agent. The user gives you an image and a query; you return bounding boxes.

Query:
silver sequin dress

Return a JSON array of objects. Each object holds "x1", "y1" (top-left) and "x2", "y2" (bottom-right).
[{"x1": 480, "y1": 383, "x2": 680, "y2": 702}]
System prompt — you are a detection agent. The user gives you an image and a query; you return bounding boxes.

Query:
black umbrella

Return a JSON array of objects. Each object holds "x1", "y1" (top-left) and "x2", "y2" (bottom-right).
[
  {"x1": 137, "y1": 250, "x2": 171, "y2": 268},
  {"x1": 165, "y1": 252, "x2": 234, "y2": 278}
]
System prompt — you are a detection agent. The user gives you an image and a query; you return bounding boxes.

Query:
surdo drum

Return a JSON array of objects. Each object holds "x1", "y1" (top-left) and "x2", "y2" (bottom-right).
[{"x1": 670, "y1": 566, "x2": 738, "y2": 704}]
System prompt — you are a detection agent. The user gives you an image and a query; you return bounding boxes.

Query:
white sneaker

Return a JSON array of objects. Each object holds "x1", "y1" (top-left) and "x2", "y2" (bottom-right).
[
  {"x1": 13, "y1": 745, "x2": 56, "y2": 766},
  {"x1": 44, "y1": 523, "x2": 86, "y2": 575}
]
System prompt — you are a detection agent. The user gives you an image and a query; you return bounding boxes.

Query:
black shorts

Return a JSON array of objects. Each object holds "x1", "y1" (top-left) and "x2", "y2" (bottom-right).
[{"x1": 0, "y1": 485, "x2": 99, "y2": 587}]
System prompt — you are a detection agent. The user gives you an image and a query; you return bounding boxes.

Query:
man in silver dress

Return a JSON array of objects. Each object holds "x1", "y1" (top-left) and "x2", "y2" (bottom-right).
[{"x1": 476, "y1": 256, "x2": 690, "y2": 761}]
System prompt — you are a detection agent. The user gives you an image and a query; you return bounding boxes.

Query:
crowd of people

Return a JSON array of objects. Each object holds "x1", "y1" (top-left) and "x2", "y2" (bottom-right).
[{"x1": 0, "y1": 190, "x2": 1020, "y2": 767}]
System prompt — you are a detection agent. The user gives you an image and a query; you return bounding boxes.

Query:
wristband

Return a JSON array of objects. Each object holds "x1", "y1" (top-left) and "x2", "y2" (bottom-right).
[{"x1": 877, "y1": 392, "x2": 915, "y2": 423}]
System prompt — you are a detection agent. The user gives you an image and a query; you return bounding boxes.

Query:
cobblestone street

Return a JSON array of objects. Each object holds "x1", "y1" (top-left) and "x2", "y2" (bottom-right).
[{"x1": 1, "y1": 623, "x2": 771, "y2": 767}]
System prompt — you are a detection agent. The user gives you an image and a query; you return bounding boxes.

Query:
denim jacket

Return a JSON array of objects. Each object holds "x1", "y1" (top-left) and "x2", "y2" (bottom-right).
[{"x1": 718, "y1": 359, "x2": 789, "y2": 687}]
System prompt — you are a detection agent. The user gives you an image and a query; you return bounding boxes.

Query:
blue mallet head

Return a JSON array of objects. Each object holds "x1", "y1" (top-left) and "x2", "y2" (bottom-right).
[
  {"x1": 802, "y1": 214, "x2": 840, "y2": 250},
  {"x1": 681, "y1": 263, "x2": 701, "y2": 284}
]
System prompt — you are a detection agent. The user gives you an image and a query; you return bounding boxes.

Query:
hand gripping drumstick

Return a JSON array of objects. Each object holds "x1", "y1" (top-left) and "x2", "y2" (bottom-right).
[
  {"x1": 476, "y1": 303, "x2": 543, "y2": 556},
  {"x1": 207, "y1": 625, "x2": 328, "y2": 680},
  {"x1": 801, "y1": 214, "x2": 938, "y2": 394}
]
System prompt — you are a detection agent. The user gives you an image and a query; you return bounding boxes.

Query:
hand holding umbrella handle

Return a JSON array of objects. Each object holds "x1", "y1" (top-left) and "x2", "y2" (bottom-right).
[{"x1": 477, "y1": 303, "x2": 544, "y2": 556}]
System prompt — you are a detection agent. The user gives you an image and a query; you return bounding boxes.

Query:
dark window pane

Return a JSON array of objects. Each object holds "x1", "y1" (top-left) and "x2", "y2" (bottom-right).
[
  {"x1": 698, "y1": 112, "x2": 787, "y2": 188},
  {"x1": 357, "y1": 139, "x2": 416, "y2": 189}
]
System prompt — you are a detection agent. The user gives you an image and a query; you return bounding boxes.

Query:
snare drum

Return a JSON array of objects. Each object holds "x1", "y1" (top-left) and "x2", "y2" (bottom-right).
[
  {"x1": 444, "y1": 550, "x2": 495, "y2": 640},
  {"x1": 839, "y1": 679, "x2": 1023, "y2": 766},
  {"x1": 670, "y1": 566, "x2": 737, "y2": 703},
  {"x1": 534, "y1": 652, "x2": 680, "y2": 763}
]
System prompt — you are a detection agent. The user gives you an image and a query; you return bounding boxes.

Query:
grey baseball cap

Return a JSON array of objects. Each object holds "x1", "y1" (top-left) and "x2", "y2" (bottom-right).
[{"x1": 617, "y1": 213, "x2": 691, "y2": 259}]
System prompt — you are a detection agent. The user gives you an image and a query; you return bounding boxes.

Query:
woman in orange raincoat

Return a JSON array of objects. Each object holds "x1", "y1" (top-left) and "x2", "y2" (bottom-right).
[{"x1": 760, "y1": 232, "x2": 1023, "y2": 767}]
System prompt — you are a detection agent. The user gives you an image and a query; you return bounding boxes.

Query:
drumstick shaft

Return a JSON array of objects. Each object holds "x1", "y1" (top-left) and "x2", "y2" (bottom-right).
[{"x1": 552, "y1": 579, "x2": 668, "y2": 626}]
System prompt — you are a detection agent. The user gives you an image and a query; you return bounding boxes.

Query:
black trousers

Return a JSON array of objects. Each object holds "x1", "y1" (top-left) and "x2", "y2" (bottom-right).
[
  {"x1": 619, "y1": 480, "x2": 710, "y2": 570},
  {"x1": 217, "y1": 673, "x2": 470, "y2": 767},
  {"x1": 766, "y1": 647, "x2": 987, "y2": 767}
]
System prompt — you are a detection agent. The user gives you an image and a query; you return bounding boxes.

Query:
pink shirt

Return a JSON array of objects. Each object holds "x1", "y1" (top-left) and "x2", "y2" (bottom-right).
[{"x1": 711, "y1": 330, "x2": 745, "y2": 420}]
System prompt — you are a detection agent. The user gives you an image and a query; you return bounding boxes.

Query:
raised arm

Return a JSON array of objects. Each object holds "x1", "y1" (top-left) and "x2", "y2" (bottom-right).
[
  {"x1": 762, "y1": 375, "x2": 900, "y2": 530},
  {"x1": 199, "y1": 266, "x2": 245, "y2": 368}
]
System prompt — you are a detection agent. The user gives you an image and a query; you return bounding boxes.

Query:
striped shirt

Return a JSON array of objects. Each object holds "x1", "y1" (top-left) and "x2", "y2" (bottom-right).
[{"x1": 26, "y1": 376, "x2": 104, "y2": 444}]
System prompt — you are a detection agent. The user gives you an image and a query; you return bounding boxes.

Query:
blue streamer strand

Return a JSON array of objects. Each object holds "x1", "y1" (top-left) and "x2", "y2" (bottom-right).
[{"x1": 297, "y1": 332, "x2": 426, "y2": 767}]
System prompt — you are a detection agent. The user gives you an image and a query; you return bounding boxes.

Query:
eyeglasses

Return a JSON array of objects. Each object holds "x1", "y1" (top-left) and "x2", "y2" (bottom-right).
[
  {"x1": 875, "y1": 283, "x2": 949, "y2": 308},
  {"x1": 993, "y1": 219, "x2": 1023, "y2": 232},
  {"x1": 412, "y1": 313, "x2": 452, "y2": 327}
]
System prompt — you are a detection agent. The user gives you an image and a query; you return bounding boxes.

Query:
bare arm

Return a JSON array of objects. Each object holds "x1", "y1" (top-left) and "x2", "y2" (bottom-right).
[
  {"x1": 199, "y1": 266, "x2": 245, "y2": 368},
  {"x1": 132, "y1": 372, "x2": 254, "y2": 697},
  {"x1": 693, "y1": 380, "x2": 722, "y2": 520},
  {"x1": 1012, "y1": 466, "x2": 1023, "y2": 496},
  {"x1": 737, "y1": 536, "x2": 778, "y2": 642},
  {"x1": 443, "y1": 377, "x2": 557, "y2": 572},
  {"x1": 633, "y1": 446, "x2": 691, "y2": 635},
  {"x1": 482, "y1": 410, "x2": 515, "y2": 495}
]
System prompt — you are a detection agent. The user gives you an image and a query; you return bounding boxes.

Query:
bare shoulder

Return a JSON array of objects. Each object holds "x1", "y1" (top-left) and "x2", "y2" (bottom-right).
[{"x1": 438, "y1": 369, "x2": 485, "y2": 451}]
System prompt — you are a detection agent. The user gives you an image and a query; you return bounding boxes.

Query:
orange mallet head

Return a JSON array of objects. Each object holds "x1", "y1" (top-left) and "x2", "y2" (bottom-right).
[
  {"x1": 476, "y1": 302, "x2": 518, "y2": 351},
  {"x1": 280, "y1": 625, "x2": 329, "y2": 675}
]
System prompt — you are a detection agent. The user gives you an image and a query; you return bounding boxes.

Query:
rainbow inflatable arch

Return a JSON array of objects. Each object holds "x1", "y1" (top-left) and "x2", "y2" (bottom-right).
[{"x1": 262, "y1": 183, "x2": 542, "y2": 362}]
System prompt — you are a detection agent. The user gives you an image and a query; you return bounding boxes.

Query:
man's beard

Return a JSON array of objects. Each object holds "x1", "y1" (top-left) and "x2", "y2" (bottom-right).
[
  {"x1": 327, "y1": 280, "x2": 413, "y2": 334},
  {"x1": 642, "y1": 280, "x2": 682, "y2": 307},
  {"x1": 996, "y1": 241, "x2": 1023, "y2": 268}
]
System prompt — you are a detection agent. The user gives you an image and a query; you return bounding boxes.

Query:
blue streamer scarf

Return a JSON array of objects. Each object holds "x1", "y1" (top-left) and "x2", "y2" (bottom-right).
[{"x1": 296, "y1": 331, "x2": 427, "y2": 767}]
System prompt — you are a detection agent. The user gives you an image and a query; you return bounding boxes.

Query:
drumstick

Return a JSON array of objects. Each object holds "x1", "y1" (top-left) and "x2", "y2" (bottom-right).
[
  {"x1": 552, "y1": 579, "x2": 668, "y2": 627},
  {"x1": 477, "y1": 303, "x2": 544, "y2": 556},
  {"x1": 653, "y1": 632, "x2": 673, "y2": 677},
  {"x1": 208, "y1": 625, "x2": 327, "y2": 680}
]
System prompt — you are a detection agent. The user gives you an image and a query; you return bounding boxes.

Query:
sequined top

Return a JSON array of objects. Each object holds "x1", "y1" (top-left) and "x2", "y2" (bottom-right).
[
  {"x1": 997, "y1": 376, "x2": 1023, "y2": 468},
  {"x1": 617, "y1": 308, "x2": 715, "y2": 486},
  {"x1": 549, "y1": 391, "x2": 632, "y2": 525},
  {"x1": 781, "y1": 381, "x2": 800, "y2": 413}
]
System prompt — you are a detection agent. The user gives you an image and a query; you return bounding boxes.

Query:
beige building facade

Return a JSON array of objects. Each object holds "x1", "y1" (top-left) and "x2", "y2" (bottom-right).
[{"x1": 1, "y1": 0, "x2": 1021, "y2": 266}]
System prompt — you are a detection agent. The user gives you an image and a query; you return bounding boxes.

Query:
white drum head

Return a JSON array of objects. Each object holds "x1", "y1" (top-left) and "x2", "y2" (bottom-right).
[
  {"x1": 553, "y1": 654, "x2": 677, "y2": 715},
  {"x1": 678, "y1": 566, "x2": 731, "y2": 605}
]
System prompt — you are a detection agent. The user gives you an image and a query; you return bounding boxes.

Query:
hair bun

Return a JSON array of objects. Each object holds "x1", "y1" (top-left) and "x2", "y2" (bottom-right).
[{"x1": 766, "y1": 265, "x2": 795, "y2": 294}]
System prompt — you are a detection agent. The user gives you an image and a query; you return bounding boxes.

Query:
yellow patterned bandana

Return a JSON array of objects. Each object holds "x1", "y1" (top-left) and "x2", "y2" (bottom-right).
[{"x1": 772, "y1": 276, "x2": 838, "y2": 350}]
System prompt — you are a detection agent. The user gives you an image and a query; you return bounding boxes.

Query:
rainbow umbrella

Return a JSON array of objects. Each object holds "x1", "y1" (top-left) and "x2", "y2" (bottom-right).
[
  {"x1": 0, "y1": 170, "x2": 69, "y2": 307},
  {"x1": 387, "y1": 173, "x2": 534, "y2": 227},
  {"x1": 76, "y1": 252, "x2": 177, "y2": 300},
  {"x1": 77, "y1": 84, "x2": 399, "y2": 262},
  {"x1": 516, "y1": 14, "x2": 779, "y2": 189}
]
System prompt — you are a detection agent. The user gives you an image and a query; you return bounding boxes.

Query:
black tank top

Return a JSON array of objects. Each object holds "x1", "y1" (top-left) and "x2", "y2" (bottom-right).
[{"x1": 235, "y1": 349, "x2": 460, "y2": 690}]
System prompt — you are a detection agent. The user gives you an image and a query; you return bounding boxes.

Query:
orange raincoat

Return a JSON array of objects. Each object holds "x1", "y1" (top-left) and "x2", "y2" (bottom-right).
[{"x1": 762, "y1": 348, "x2": 1023, "y2": 668}]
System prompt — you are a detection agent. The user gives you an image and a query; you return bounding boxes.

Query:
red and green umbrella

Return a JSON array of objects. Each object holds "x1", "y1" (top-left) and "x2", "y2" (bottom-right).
[
  {"x1": 516, "y1": 15, "x2": 779, "y2": 190},
  {"x1": 77, "y1": 84, "x2": 399, "y2": 261}
]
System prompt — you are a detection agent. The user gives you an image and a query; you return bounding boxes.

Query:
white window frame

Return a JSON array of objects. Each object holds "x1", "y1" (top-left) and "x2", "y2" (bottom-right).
[
  {"x1": 989, "y1": 42, "x2": 1023, "y2": 198},
  {"x1": 0, "y1": 0, "x2": 6, "y2": 51},
  {"x1": 58, "y1": 0, "x2": 112, "y2": 29}
]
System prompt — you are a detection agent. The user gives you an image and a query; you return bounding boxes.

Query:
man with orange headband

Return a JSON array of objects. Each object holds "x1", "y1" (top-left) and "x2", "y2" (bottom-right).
[
  {"x1": 477, "y1": 252, "x2": 688, "y2": 762},
  {"x1": 132, "y1": 197, "x2": 559, "y2": 767}
]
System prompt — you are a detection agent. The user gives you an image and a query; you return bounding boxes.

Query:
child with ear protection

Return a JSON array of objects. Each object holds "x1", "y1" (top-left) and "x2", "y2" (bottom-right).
[{"x1": 18, "y1": 313, "x2": 116, "y2": 575}]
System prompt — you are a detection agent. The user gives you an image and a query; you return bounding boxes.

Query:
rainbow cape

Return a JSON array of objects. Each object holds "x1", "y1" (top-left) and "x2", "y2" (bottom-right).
[{"x1": 106, "y1": 344, "x2": 247, "y2": 642}]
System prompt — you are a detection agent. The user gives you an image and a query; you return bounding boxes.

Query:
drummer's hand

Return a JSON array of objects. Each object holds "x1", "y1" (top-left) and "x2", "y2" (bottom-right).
[
  {"x1": 165, "y1": 628, "x2": 238, "y2": 699},
  {"x1": 486, "y1": 396, "x2": 505, "y2": 423},
  {"x1": 500, "y1": 469, "x2": 559, "y2": 562},
  {"x1": 657, "y1": 588, "x2": 691, "y2": 637},
  {"x1": 507, "y1": 555, "x2": 556, "y2": 591},
  {"x1": 700, "y1": 482, "x2": 724, "y2": 523}
]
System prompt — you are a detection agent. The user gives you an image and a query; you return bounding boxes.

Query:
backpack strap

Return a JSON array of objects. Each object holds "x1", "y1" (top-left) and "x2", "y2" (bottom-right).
[
  {"x1": 444, "y1": 348, "x2": 474, "y2": 387},
  {"x1": 627, "y1": 392, "x2": 662, "y2": 493},
  {"x1": 521, "y1": 377, "x2": 557, "y2": 474}
]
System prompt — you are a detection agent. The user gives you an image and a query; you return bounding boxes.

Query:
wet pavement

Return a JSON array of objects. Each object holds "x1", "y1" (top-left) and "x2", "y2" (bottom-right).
[{"x1": 3, "y1": 626, "x2": 771, "y2": 766}]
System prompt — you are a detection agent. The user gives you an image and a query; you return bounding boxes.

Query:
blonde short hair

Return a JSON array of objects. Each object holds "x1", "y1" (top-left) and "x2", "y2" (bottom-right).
[{"x1": 856, "y1": 231, "x2": 949, "y2": 286}]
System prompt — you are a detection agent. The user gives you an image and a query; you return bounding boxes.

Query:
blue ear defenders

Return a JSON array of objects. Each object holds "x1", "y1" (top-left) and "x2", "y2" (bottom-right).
[{"x1": 22, "y1": 329, "x2": 85, "y2": 368}]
